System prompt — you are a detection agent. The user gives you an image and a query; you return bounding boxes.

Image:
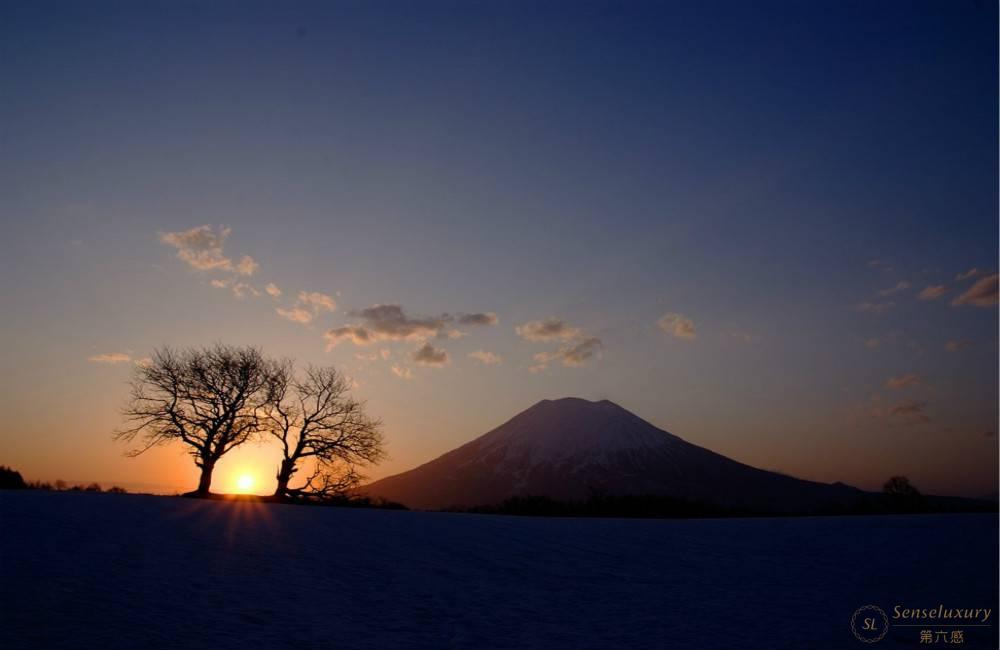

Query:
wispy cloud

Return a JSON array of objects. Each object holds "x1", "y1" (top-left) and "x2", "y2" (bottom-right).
[
  {"x1": 951, "y1": 274, "x2": 998, "y2": 307},
  {"x1": 88, "y1": 352, "x2": 131, "y2": 364},
  {"x1": 234, "y1": 256, "x2": 259, "y2": 276},
  {"x1": 944, "y1": 340, "x2": 971, "y2": 353},
  {"x1": 872, "y1": 398, "x2": 930, "y2": 423},
  {"x1": 390, "y1": 365, "x2": 412, "y2": 380},
  {"x1": 868, "y1": 259, "x2": 893, "y2": 271},
  {"x1": 231, "y1": 282, "x2": 259, "y2": 299},
  {"x1": 878, "y1": 281, "x2": 910, "y2": 296},
  {"x1": 855, "y1": 301, "x2": 894, "y2": 314},
  {"x1": 327, "y1": 304, "x2": 496, "y2": 348},
  {"x1": 532, "y1": 336, "x2": 603, "y2": 369},
  {"x1": 413, "y1": 342, "x2": 449, "y2": 366},
  {"x1": 885, "y1": 373, "x2": 922, "y2": 390},
  {"x1": 160, "y1": 225, "x2": 265, "y2": 303},
  {"x1": 276, "y1": 290, "x2": 337, "y2": 324},
  {"x1": 210, "y1": 277, "x2": 261, "y2": 299},
  {"x1": 956, "y1": 268, "x2": 982, "y2": 281},
  {"x1": 888, "y1": 399, "x2": 930, "y2": 422},
  {"x1": 327, "y1": 305, "x2": 449, "y2": 346},
  {"x1": 917, "y1": 285, "x2": 947, "y2": 301},
  {"x1": 457, "y1": 312, "x2": 498, "y2": 326},
  {"x1": 275, "y1": 307, "x2": 314, "y2": 324},
  {"x1": 297, "y1": 291, "x2": 336, "y2": 313},
  {"x1": 515, "y1": 318, "x2": 581, "y2": 342},
  {"x1": 657, "y1": 312, "x2": 696, "y2": 339},
  {"x1": 469, "y1": 350, "x2": 502, "y2": 365},
  {"x1": 516, "y1": 318, "x2": 602, "y2": 372},
  {"x1": 864, "y1": 331, "x2": 906, "y2": 350},
  {"x1": 561, "y1": 337, "x2": 603, "y2": 366},
  {"x1": 264, "y1": 283, "x2": 282, "y2": 298},
  {"x1": 159, "y1": 225, "x2": 257, "y2": 276}
]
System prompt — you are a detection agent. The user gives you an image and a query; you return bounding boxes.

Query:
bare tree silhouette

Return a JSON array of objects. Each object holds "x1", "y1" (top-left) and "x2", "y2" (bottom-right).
[
  {"x1": 115, "y1": 344, "x2": 277, "y2": 497},
  {"x1": 882, "y1": 475, "x2": 921, "y2": 497},
  {"x1": 265, "y1": 364, "x2": 384, "y2": 501}
]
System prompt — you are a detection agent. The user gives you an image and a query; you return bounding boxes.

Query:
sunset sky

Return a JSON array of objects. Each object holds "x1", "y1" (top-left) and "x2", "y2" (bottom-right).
[{"x1": 1, "y1": 1, "x2": 996, "y2": 498}]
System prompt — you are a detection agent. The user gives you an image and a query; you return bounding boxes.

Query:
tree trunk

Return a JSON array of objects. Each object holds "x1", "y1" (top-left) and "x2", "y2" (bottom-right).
[
  {"x1": 273, "y1": 458, "x2": 296, "y2": 499},
  {"x1": 195, "y1": 460, "x2": 215, "y2": 497}
]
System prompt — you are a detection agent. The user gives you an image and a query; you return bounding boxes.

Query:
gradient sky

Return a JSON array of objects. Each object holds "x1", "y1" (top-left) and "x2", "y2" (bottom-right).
[{"x1": 1, "y1": 1, "x2": 996, "y2": 497}]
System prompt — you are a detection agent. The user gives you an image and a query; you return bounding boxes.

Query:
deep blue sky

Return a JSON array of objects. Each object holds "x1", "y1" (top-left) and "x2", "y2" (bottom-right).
[{"x1": 1, "y1": 1, "x2": 996, "y2": 496}]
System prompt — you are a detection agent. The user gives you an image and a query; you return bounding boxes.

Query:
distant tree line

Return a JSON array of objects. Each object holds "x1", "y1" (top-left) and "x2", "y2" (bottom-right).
[
  {"x1": 452, "y1": 477, "x2": 996, "y2": 519},
  {"x1": 114, "y1": 343, "x2": 385, "y2": 503},
  {"x1": 0, "y1": 467, "x2": 128, "y2": 493}
]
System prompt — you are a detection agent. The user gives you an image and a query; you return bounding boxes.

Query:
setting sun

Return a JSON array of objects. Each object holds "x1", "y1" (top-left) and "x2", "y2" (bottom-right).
[{"x1": 235, "y1": 474, "x2": 255, "y2": 494}]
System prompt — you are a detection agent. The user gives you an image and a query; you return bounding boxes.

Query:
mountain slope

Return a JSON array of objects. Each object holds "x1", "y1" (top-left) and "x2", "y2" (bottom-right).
[{"x1": 364, "y1": 398, "x2": 862, "y2": 511}]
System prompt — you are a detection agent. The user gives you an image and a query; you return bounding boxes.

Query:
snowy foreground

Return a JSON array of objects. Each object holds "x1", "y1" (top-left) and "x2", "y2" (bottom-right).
[{"x1": 1, "y1": 492, "x2": 997, "y2": 649}]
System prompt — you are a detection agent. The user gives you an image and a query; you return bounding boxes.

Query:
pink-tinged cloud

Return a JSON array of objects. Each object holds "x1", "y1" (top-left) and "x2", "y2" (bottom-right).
[
  {"x1": 951, "y1": 274, "x2": 998, "y2": 307},
  {"x1": 885, "y1": 373, "x2": 921, "y2": 390},
  {"x1": 231, "y1": 282, "x2": 259, "y2": 299},
  {"x1": 532, "y1": 336, "x2": 603, "y2": 369},
  {"x1": 944, "y1": 340, "x2": 971, "y2": 353},
  {"x1": 276, "y1": 290, "x2": 336, "y2": 325},
  {"x1": 878, "y1": 281, "x2": 910, "y2": 296},
  {"x1": 469, "y1": 350, "x2": 502, "y2": 365},
  {"x1": 327, "y1": 304, "x2": 496, "y2": 347},
  {"x1": 917, "y1": 285, "x2": 947, "y2": 301},
  {"x1": 276, "y1": 307, "x2": 314, "y2": 324},
  {"x1": 297, "y1": 291, "x2": 336, "y2": 313},
  {"x1": 458, "y1": 312, "x2": 498, "y2": 326},
  {"x1": 88, "y1": 352, "x2": 131, "y2": 364},
  {"x1": 888, "y1": 399, "x2": 930, "y2": 422},
  {"x1": 515, "y1": 318, "x2": 581, "y2": 341},
  {"x1": 658, "y1": 313, "x2": 696, "y2": 339},
  {"x1": 412, "y1": 342, "x2": 449, "y2": 366},
  {"x1": 159, "y1": 225, "x2": 258, "y2": 276},
  {"x1": 327, "y1": 305, "x2": 444, "y2": 345}
]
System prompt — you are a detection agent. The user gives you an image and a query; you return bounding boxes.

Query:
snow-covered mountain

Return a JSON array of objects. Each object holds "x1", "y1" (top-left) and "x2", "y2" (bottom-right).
[{"x1": 364, "y1": 397, "x2": 862, "y2": 511}]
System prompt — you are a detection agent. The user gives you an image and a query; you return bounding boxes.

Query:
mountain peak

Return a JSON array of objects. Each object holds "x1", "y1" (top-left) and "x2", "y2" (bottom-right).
[
  {"x1": 364, "y1": 398, "x2": 860, "y2": 511},
  {"x1": 478, "y1": 397, "x2": 675, "y2": 464},
  {"x1": 531, "y1": 397, "x2": 625, "y2": 411}
]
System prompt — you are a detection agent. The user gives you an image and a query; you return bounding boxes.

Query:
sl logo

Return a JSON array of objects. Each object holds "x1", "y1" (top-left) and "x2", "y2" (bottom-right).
[{"x1": 851, "y1": 605, "x2": 889, "y2": 643}]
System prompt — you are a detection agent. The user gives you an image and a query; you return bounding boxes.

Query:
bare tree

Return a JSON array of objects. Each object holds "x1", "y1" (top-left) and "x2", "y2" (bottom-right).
[
  {"x1": 265, "y1": 364, "x2": 384, "y2": 501},
  {"x1": 115, "y1": 344, "x2": 276, "y2": 497},
  {"x1": 882, "y1": 475, "x2": 920, "y2": 497},
  {"x1": 882, "y1": 475, "x2": 925, "y2": 512}
]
